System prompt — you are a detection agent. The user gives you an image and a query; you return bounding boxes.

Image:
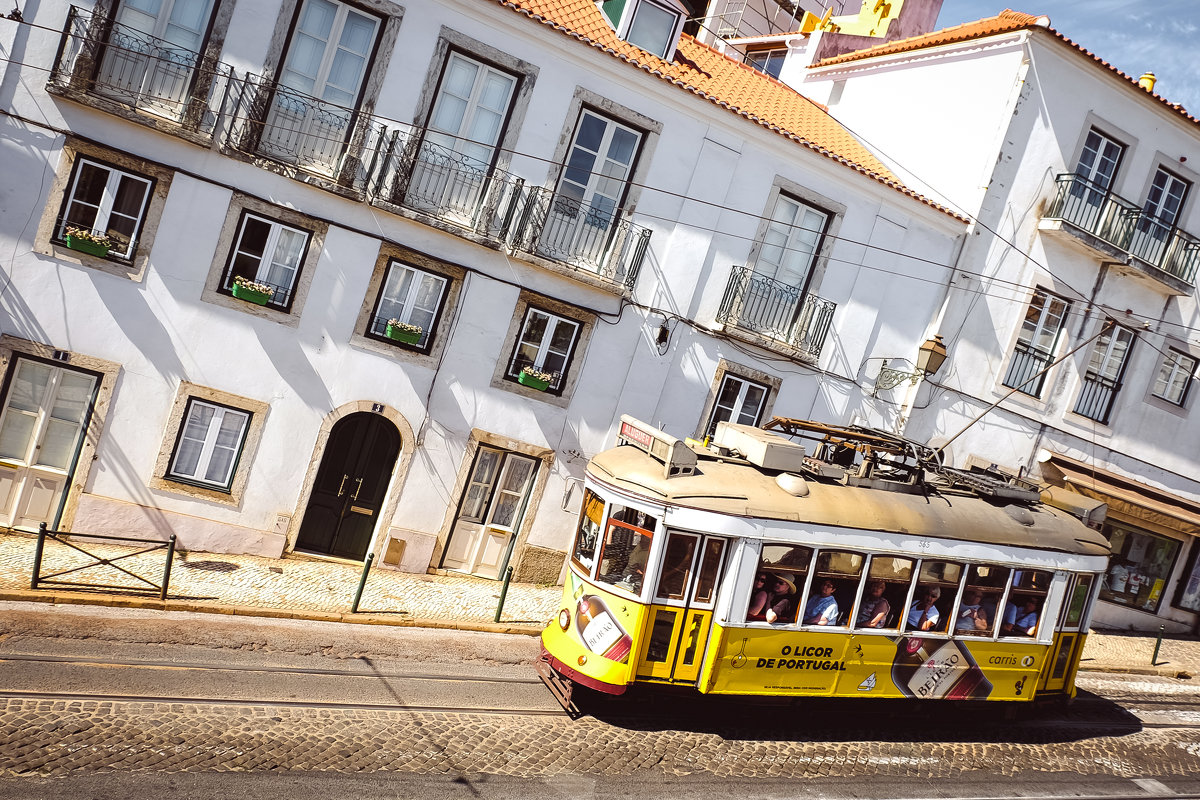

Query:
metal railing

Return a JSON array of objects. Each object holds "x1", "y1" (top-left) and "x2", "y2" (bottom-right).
[
  {"x1": 1001, "y1": 340, "x2": 1054, "y2": 396},
  {"x1": 1044, "y1": 173, "x2": 1199, "y2": 285},
  {"x1": 368, "y1": 129, "x2": 526, "y2": 240},
  {"x1": 224, "y1": 72, "x2": 376, "y2": 189},
  {"x1": 508, "y1": 187, "x2": 651, "y2": 288},
  {"x1": 716, "y1": 266, "x2": 837, "y2": 358},
  {"x1": 49, "y1": 5, "x2": 233, "y2": 136},
  {"x1": 31, "y1": 522, "x2": 176, "y2": 599},
  {"x1": 1073, "y1": 372, "x2": 1121, "y2": 423}
]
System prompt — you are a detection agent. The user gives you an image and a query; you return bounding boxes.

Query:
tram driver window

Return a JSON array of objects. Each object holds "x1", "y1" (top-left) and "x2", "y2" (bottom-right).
[
  {"x1": 803, "y1": 550, "x2": 864, "y2": 627},
  {"x1": 596, "y1": 504, "x2": 658, "y2": 594},
  {"x1": 1001, "y1": 569, "x2": 1051, "y2": 637},
  {"x1": 954, "y1": 565, "x2": 1008, "y2": 637},
  {"x1": 748, "y1": 543, "x2": 811, "y2": 624},
  {"x1": 571, "y1": 489, "x2": 605, "y2": 576}
]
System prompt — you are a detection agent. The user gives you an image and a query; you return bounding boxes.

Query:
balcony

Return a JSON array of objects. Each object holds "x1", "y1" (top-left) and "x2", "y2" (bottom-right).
[
  {"x1": 506, "y1": 188, "x2": 652, "y2": 290},
  {"x1": 47, "y1": 6, "x2": 232, "y2": 141},
  {"x1": 367, "y1": 130, "x2": 527, "y2": 243},
  {"x1": 716, "y1": 266, "x2": 836, "y2": 359},
  {"x1": 1042, "y1": 173, "x2": 1199, "y2": 294},
  {"x1": 1001, "y1": 340, "x2": 1053, "y2": 397}
]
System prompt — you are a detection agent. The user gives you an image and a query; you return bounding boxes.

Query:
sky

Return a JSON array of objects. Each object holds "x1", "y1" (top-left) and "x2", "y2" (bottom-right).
[{"x1": 934, "y1": 1, "x2": 1200, "y2": 114}]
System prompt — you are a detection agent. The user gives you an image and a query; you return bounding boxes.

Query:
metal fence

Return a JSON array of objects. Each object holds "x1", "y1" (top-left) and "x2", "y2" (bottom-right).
[
  {"x1": 1001, "y1": 340, "x2": 1054, "y2": 396},
  {"x1": 30, "y1": 522, "x2": 177, "y2": 600},
  {"x1": 1072, "y1": 372, "x2": 1121, "y2": 423}
]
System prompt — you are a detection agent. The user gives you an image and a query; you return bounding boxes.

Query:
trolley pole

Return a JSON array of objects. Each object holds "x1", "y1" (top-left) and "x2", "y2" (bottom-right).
[
  {"x1": 1151, "y1": 624, "x2": 1165, "y2": 666},
  {"x1": 494, "y1": 565, "x2": 514, "y2": 623},
  {"x1": 351, "y1": 552, "x2": 374, "y2": 613}
]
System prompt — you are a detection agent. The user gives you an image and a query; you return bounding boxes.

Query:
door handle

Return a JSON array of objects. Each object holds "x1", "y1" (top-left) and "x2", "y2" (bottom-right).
[
  {"x1": 352, "y1": 477, "x2": 363, "y2": 501},
  {"x1": 338, "y1": 475, "x2": 348, "y2": 496}
]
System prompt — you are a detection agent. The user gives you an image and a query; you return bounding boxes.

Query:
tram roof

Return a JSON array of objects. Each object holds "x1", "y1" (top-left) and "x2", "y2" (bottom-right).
[{"x1": 587, "y1": 445, "x2": 1110, "y2": 559}]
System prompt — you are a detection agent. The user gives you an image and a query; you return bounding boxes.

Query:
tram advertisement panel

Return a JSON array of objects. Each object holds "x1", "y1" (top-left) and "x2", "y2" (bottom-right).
[
  {"x1": 542, "y1": 570, "x2": 648, "y2": 686},
  {"x1": 706, "y1": 627, "x2": 1046, "y2": 701}
]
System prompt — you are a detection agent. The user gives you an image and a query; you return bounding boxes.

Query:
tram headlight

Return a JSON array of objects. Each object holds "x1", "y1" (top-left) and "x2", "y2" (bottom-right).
[
  {"x1": 578, "y1": 655, "x2": 587, "y2": 666},
  {"x1": 558, "y1": 608, "x2": 570, "y2": 630}
]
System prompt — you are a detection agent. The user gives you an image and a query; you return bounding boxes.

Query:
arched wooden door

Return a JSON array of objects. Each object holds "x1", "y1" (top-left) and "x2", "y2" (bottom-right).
[{"x1": 295, "y1": 412, "x2": 400, "y2": 560}]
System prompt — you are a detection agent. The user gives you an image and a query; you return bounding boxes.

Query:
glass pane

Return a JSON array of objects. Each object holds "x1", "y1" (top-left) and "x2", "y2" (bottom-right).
[
  {"x1": 571, "y1": 488, "x2": 604, "y2": 573},
  {"x1": 596, "y1": 505, "x2": 656, "y2": 593},
  {"x1": 1065, "y1": 574, "x2": 1094, "y2": 627},
  {"x1": 856, "y1": 556, "x2": 914, "y2": 630},
  {"x1": 35, "y1": 418, "x2": 79, "y2": 469},
  {"x1": 693, "y1": 538, "x2": 725, "y2": 604},
  {"x1": 0, "y1": 411, "x2": 36, "y2": 461},
  {"x1": 955, "y1": 564, "x2": 1008, "y2": 637},
  {"x1": 749, "y1": 543, "x2": 811, "y2": 624},
  {"x1": 655, "y1": 533, "x2": 697, "y2": 600}
]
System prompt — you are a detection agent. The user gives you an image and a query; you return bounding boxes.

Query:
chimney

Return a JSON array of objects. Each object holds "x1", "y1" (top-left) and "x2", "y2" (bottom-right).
[{"x1": 1138, "y1": 72, "x2": 1157, "y2": 92}]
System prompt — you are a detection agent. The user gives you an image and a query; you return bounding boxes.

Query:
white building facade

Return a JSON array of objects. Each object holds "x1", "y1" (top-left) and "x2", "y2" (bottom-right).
[
  {"x1": 0, "y1": 0, "x2": 963, "y2": 582},
  {"x1": 792, "y1": 12, "x2": 1200, "y2": 632}
]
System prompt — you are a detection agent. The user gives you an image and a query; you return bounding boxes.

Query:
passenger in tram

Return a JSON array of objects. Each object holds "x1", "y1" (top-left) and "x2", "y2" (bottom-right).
[
  {"x1": 803, "y1": 579, "x2": 839, "y2": 626},
  {"x1": 747, "y1": 573, "x2": 770, "y2": 621},
  {"x1": 764, "y1": 572, "x2": 798, "y2": 624},
  {"x1": 855, "y1": 579, "x2": 891, "y2": 628},
  {"x1": 906, "y1": 586, "x2": 941, "y2": 630},
  {"x1": 1002, "y1": 596, "x2": 1040, "y2": 636},
  {"x1": 955, "y1": 588, "x2": 990, "y2": 633}
]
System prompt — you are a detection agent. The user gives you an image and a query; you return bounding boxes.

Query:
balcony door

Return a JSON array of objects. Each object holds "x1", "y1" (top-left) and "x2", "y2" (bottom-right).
[
  {"x1": 0, "y1": 358, "x2": 99, "y2": 531},
  {"x1": 442, "y1": 447, "x2": 537, "y2": 579},
  {"x1": 1067, "y1": 129, "x2": 1124, "y2": 232},
  {"x1": 538, "y1": 110, "x2": 641, "y2": 270},
  {"x1": 740, "y1": 194, "x2": 827, "y2": 337},
  {"x1": 406, "y1": 53, "x2": 516, "y2": 223},
  {"x1": 261, "y1": 0, "x2": 379, "y2": 171},
  {"x1": 98, "y1": 0, "x2": 216, "y2": 117},
  {"x1": 1130, "y1": 168, "x2": 1189, "y2": 266}
]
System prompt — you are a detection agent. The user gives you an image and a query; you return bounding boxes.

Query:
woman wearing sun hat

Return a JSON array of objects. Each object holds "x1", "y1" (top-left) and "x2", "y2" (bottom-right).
[{"x1": 763, "y1": 571, "x2": 797, "y2": 624}]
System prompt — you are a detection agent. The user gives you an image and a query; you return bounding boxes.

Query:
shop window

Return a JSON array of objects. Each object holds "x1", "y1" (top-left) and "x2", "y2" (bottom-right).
[
  {"x1": 1172, "y1": 542, "x2": 1200, "y2": 613},
  {"x1": 747, "y1": 543, "x2": 812, "y2": 625},
  {"x1": 1101, "y1": 522, "x2": 1181, "y2": 614}
]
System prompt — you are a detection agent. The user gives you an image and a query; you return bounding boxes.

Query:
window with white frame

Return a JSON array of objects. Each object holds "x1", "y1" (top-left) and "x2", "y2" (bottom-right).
[
  {"x1": 1002, "y1": 289, "x2": 1071, "y2": 396},
  {"x1": 221, "y1": 212, "x2": 312, "y2": 310},
  {"x1": 1152, "y1": 347, "x2": 1197, "y2": 406},
  {"x1": 507, "y1": 307, "x2": 581, "y2": 392},
  {"x1": 746, "y1": 47, "x2": 787, "y2": 79},
  {"x1": 368, "y1": 260, "x2": 449, "y2": 349},
  {"x1": 167, "y1": 399, "x2": 251, "y2": 491},
  {"x1": 756, "y1": 193, "x2": 828, "y2": 289},
  {"x1": 1073, "y1": 325, "x2": 1134, "y2": 423},
  {"x1": 705, "y1": 373, "x2": 768, "y2": 438},
  {"x1": 624, "y1": 0, "x2": 681, "y2": 58},
  {"x1": 56, "y1": 157, "x2": 154, "y2": 260}
]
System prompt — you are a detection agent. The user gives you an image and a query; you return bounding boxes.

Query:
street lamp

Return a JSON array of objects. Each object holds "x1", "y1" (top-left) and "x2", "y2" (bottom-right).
[{"x1": 874, "y1": 335, "x2": 948, "y2": 394}]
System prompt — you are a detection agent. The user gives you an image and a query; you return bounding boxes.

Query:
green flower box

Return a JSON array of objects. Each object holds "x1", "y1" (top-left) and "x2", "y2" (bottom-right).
[
  {"x1": 518, "y1": 371, "x2": 550, "y2": 391},
  {"x1": 232, "y1": 284, "x2": 272, "y2": 306},
  {"x1": 385, "y1": 324, "x2": 421, "y2": 344},
  {"x1": 65, "y1": 235, "x2": 110, "y2": 258}
]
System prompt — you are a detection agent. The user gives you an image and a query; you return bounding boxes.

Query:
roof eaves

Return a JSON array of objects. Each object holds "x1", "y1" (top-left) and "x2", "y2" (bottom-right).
[{"x1": 494, "y1": 1, "x2": 965, "y2": 222}]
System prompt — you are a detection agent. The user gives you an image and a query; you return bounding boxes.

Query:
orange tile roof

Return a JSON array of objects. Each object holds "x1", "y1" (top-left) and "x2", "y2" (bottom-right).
[
  {"x1": 813, "y1": 9, "x2": 1199, "y2": 127},
  {"x1": 493, "y1": 0, "x2": 963, "y2": 219}
]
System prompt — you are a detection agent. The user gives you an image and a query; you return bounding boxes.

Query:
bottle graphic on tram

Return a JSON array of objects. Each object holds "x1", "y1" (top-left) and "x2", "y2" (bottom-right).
[
  {"x1": 890, "y1": 636, "x2": 993, "y2": 699},
  {"x1": 572, "y1": 576, "x2": 633, "y2": 663}
]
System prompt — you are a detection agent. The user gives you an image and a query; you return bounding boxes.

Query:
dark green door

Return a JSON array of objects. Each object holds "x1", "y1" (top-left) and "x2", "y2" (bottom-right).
[{"x1": 296, "y1": 413, "x2": 400, "y2": 560}]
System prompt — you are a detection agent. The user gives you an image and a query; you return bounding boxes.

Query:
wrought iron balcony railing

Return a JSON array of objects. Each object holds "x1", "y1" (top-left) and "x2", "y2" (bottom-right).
[
  {"x1": 48, "y1": 5, "x2": 232, "y2": 137},
  {"x1": 1072, "y1": 372, "x2": 1121, "y2": 424},
  {"x1": 367, "y1": 129, "x2": 526, "y2": 241},
  {"x1": 1001, "y1": 340, "x2": 1054, "y2": 396},
  {"x1": 1044, "y1": 173, "x2": 1199, "y2": 286},
  {"x1": 223, "y1": 72, "x2": 378, "y2": 189},
  {"x1": 507, "y1": 187, "x2": 651, "y2": 288},
  {"x1": 716, "y1": 266, "x2": 836, "y2": 358}
]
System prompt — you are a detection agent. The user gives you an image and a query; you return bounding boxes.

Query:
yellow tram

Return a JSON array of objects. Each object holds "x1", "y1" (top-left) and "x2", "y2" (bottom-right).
[{"x1": 538, "y1": 416, "x2": 1111, "y2": 705}]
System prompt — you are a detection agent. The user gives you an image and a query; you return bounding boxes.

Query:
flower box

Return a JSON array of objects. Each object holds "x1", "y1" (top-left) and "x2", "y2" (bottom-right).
[
  {"x1": 65, "y1": 235, "x2": 110, "y2": 258},
  {"x1": 385, "y1": 324, "x2": 421, "y2": 344},
  {"x1": 232, "y1": 283, "x2": 272, "y2": 306},
  {"x1": 518, "y1": 371, "x2": 550, "y2": 391}
]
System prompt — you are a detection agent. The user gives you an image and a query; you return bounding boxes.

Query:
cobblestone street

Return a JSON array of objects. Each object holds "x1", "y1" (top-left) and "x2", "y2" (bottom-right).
[{"x1": 2, "y1": 695, "x2": 1200, "y2": 782}]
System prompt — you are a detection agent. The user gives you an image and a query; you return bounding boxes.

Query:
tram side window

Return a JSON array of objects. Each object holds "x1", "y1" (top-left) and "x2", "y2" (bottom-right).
[
  {"x1": 954, "y1": 565, "x2": 1008, "y2": 637},
  {"x1": 748, "y1": 543, "x2": 812, "y2": 624},
  {"x1": 803, "y1": 550, "x2": 864, "y2": 627},
  {"x1": 1001, "y1": 569, "x2": 1051, "y2": 637},
  {"x1": 571, "y1": 489, "x2": 605, "y2": 575},
  {"x1": 905, "y1": 560, "x2": 962, "y2": 633},
  {"x1": 855, "y1": 555, "x2": 914, "y2": 630},
  {"x1": 596, "y1": 504, "x2": 658, "y2": 594}
]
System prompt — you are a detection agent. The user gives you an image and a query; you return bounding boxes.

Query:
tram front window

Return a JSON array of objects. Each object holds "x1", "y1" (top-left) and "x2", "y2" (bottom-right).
[
  {"x1": 596, "y1": 504, "x2": 658, "y2": 594},
  {"x1": 748, "y1": 544, "x2": 811, "y2": 624},
  {"x1": 571, "y1": 489, "x2": 605, "y2": 575}
]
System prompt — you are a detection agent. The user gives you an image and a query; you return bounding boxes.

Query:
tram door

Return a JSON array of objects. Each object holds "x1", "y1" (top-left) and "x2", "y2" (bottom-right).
[
  {"x1": 1040, "y1": 573, "x2": 1095, "y2": 693},
  {"x1": 635, "y1": 531, "x2": 728, "y2": 684}
]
